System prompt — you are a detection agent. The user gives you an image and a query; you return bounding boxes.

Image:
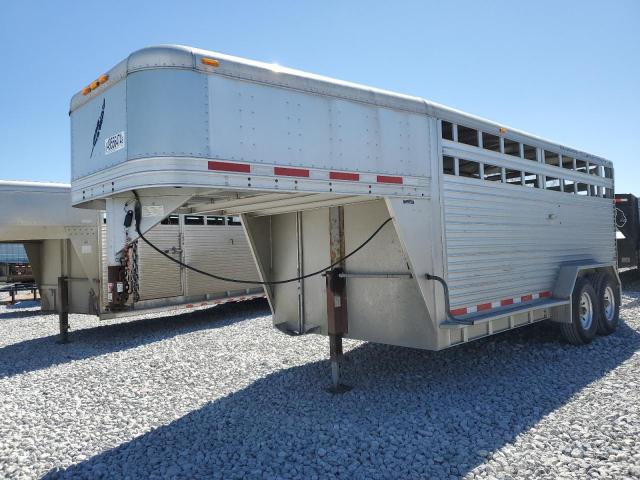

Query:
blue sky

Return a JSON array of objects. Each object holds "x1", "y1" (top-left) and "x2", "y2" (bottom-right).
[{"x1": 1, "y1": 1, "x2": 638, "y2": 194}]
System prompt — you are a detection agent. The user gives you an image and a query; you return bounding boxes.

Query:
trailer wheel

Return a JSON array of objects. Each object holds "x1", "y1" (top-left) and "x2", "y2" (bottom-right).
[
  {"x1": 591, "y1": 272, "x2": 620, "y2": 335},
  {"x1": 560, "y1": 277, "x2": 598, "y2": 345}
]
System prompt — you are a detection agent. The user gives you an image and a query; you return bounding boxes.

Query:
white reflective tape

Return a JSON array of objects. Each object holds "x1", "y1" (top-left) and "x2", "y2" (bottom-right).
[{"x1": 334, "y1": 295, "x2": 341, "y2": 308}]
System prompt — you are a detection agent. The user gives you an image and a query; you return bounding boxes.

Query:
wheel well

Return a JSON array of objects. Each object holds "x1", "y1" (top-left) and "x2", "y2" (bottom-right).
[{"x1": 576, "y1": 266, "x2": 620, "y2": 289}]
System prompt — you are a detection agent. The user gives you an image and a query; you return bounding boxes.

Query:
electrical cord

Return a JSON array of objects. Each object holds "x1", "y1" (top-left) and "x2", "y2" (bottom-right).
[
  {"x1": 131, "y1": 191, "x2": 393, "y2": 286},
  {"x1": 130, "y1": 192, "x2": 469, "y2": 323}
]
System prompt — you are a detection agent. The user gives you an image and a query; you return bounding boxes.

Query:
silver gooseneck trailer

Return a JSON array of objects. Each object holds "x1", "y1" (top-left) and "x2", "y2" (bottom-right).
[
  {"x1": 69, "y1": 46, "x2": 619, "y2": 388},
  {"x1": 0, "y1": 180, "x2": 263, "y2": 337}
]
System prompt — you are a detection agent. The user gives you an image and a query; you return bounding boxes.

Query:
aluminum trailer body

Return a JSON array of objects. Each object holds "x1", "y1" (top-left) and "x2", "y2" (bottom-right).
[
  {"x1": 69, "y1": 46, "x2": 618, "y2": 375},
  {"x1": 0, "y1": 180, "x2": 262, "y2": 319}
]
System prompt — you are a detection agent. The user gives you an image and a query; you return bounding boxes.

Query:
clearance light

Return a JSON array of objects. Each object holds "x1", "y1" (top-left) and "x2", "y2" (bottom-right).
[
  {"x1": 81, "y1": 74, "x2": 109, "y2": 95},
  {"x1": 499, "y1": 127, "x2": 508, "y2": 134},
  {"x1": 201, "y1": 57, "x2": 220, "y2": 67}
]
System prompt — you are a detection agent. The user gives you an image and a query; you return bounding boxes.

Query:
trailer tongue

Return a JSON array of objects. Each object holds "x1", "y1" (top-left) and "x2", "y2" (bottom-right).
[{"x1": 70, "y1": 45, "x2": 619, "y2": 389}]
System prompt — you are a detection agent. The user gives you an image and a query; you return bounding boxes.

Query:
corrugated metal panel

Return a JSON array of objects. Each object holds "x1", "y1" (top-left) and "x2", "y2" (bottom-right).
[
  {"x1": 443, "y1": 176, "x2": 615, "y2": 309},
  {"x1": 183, "y1": 224, "x2": 259, "y2": 296},
  {"x1": 137, "y1": 224, "x2": 183, "y2": 300}
]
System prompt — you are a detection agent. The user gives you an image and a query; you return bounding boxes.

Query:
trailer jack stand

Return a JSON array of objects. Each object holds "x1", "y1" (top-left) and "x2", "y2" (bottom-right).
[
  {"x1": 326, "y1": 334, "x2": 352, "y2": 394},
  {"x1": 57, "y1": 276, "x2": 70, "y2": 344},
  {"x1": 325, "y1": 207, "x2": 351, "y2": 394}
]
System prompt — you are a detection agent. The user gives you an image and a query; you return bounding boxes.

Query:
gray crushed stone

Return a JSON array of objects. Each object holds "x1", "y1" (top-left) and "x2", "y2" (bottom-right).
[{"x1": 0, "y1": 292, "x2": 638, "y2": 479}]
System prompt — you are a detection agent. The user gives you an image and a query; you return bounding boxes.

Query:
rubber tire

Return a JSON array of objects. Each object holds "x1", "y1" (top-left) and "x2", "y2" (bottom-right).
[
  {"x1": 591, "y1": 272, "x2": 620, "y2": 335},
  {"x1": 560, "y1": 277, "x2": 599, "y2": 345}
]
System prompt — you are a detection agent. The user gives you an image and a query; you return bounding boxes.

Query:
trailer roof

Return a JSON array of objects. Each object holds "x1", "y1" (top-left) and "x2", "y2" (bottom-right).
[
  {"x1": 0, "y1": 180, "x2": 70, "y2": 192},
  {"x1": 70, "y1": 45, "x2": 611, "y2": 166}
]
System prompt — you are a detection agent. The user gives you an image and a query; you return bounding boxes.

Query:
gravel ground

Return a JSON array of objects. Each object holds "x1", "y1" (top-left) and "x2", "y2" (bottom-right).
[{"x1": 0, "y1": 290, "x2": 639, "y2": 479}]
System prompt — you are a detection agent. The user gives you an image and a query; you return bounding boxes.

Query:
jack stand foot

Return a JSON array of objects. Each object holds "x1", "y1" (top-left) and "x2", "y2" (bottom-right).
[
  {"x1": 326, "y1": 366, "x2": 352, "y2": 394},
  {"x1": 326, "y1": 383, "x2": 352, "y2": 394}
]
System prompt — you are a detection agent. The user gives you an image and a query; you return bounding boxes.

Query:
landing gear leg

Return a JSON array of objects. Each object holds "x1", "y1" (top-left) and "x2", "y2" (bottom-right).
[
  {"x1": 327, "y1": 333, "x2": 351, "y2": 394},
  {"x1": 57, "y1": 276, "x2": 69, "y2": 344},
  {"x1": 325, "y1": 206, "x2": 351, "y2": 393}
]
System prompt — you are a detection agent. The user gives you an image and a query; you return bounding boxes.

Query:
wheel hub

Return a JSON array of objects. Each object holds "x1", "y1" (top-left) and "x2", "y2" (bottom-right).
[
  {"x1": 603, "y1": 285, "x2": 615, "y2": 322},
  {"x1": 579, "y1": 291, "x2": 593, "y2": 330}
]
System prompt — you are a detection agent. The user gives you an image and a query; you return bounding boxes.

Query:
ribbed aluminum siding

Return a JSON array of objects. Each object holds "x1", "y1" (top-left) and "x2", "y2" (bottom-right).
[
  {"x1": 443, "y1": 176, "x2": 615, "y2": 309},
  {"x1": 137, "y1": 225, "x2": 183, "y2": 300},
  {"x1": 183, "y1": 225, "x2": 258, "y2": 296}
]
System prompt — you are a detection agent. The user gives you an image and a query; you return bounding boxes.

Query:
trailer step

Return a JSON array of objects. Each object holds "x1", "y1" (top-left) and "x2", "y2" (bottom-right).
[{"x1": 440, "y1": 297, "x2": 569, "y2": 328}]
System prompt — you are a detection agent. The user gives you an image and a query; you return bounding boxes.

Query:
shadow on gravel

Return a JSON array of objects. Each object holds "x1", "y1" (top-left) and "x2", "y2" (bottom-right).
[
  {"x1": 44, "y1": 319, "x2": 640, "y2": 479},
  {"x1": 0, "y1": 309, "x2": 44, "y2": 320},
  {"x1": 0, "y1": 301, "x2": 43, "y2": 319},
  {"x1": 0, "y1": 299, "x2": 270, "y2": 380}
]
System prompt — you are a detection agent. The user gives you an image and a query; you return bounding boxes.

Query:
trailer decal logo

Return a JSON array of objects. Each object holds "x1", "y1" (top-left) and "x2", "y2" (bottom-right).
[
  {"x1": 90, "y1": 99, "x2": 105, "y2": 158},
  {"x1": 105, "y1": 131, "x2": 125, "y2": 155}
]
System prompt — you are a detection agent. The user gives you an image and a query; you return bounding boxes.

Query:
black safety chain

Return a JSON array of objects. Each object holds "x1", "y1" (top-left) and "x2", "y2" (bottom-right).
[{"x1": 131, "y1": 241, "x2": 140, "y2": 302}]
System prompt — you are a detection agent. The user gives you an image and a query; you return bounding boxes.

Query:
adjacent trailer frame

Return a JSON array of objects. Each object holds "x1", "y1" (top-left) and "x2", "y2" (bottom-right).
[
  {"x1": 0, "y1": 181, "x2": 263, "y2": 336},
  {"x1": 615, "y1": 193, "x2": 640, "y2": 270}
]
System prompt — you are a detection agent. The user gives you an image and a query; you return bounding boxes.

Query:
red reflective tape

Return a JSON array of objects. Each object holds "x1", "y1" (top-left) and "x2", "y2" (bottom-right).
[
  {"x1": 477, "y1": 302, "x2": 492, "y2": 312},
  {"x1": 539, "y1": 291, "x2": 552, "y2": 298},
  {"x1": 330, "y1": 171, "x2": 360, "y2": 181},
  {"x1": 208, "y1": 161, "x2": 251, "y2": 173},
  {"x1": 200, "y1": 302, "x2": 208, "y2": 306},
  {"x1": 451, "y1": 308, "x2": 468, "y2": 316},
  {"x1": 376, "y1": 175, "x2": 403, "y2": 184},
  {"x1": 186, "y1": 304, "x2": 194, "y2": 308},
  {"x1": 501, "y1": 298, "x2": 514, "y2": 306},
  {"x1": 521, "y1": 294, "x2": 533, "y2": 302},
  {"x1": 274, "y1": 167, "x2": 310, "y2": 177}
]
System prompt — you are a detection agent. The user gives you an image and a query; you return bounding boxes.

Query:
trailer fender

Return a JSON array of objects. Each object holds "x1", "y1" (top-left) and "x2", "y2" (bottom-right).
[{"x1": 550, "y1": 260, "x2": 620, "y2": 324}]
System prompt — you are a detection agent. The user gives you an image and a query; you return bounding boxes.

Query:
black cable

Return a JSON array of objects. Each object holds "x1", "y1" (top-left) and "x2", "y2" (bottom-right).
[{"x1": 131, "y1": 191, "x2": 393, "y2": 286}]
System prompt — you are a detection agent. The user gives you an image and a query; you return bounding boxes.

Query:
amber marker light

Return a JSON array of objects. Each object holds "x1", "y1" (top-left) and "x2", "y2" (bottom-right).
[{"x1": 201, "y1": 57, "x2": 220, "y2": 67}]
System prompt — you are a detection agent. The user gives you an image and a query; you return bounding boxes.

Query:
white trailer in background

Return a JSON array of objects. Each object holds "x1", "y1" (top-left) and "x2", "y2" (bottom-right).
[
  {"x1": 70, "y1": 46, "x2": 619, "y2": 389},
  {"x1": 0, "y1": 181, "x2": 101, "y2": 316},
  {"x1": 0, "y1": 180, "x2": 263, "y2": 339}
]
